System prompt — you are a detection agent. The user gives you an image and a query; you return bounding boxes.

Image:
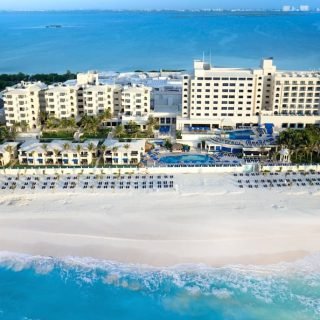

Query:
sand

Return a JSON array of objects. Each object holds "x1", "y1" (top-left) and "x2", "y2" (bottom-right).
[{"x1": 0, "y1": 173, "x2": 319, "y2": 267}]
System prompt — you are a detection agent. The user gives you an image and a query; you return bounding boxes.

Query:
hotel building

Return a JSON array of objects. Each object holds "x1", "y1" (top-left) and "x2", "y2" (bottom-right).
[
  {"x1": 3, "y1": 81, "x2": 47, "y2": 129},
  {"x1": 45, "y1": 84, "x2": 82, "y2": 119},
  {"x1": 82, "y1": 84, "x2": 122, "y2": 117},
  {"x1": 102, "y1": 139, "x2": 145, "y2": 165},
  {"x1": 177, "y1": 59, "x2": 320, "y2": 132},
  {"x1": 121, "y1": 85, "x2": 151, "y2": 117},
  {"x1": 18, "y1": 140, "x2": 99, "y2": 166}
]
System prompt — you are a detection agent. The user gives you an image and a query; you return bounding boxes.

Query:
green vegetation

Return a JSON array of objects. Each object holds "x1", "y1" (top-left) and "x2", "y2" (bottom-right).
[
  {"x1": 82, "y1": 128, "x2": 111, "y2": 139},
  {"x1": 0, "y1": 71, "x2": 76, "y2": 91},
  {"x1": 164, "y1": 139, "x2": 173, "y2": 150},
  {"x1": 41, "y1": 130, "x2": 75, "y2": 140},
  {"x1": 41, "y1": 108, "x2": 112, "y2": 140},
  {"x1": 278, "y1": 126, "x2": 320, "y2": 164},
  {"x1": 113, "y1": 116, "x2": 158, "y2": 139},
  {"x1": 176, "y1": 130, "x2": 182, "y2": 139}
]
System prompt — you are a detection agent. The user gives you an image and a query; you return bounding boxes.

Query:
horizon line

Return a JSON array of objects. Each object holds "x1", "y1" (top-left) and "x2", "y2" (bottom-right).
[{"x1": 0, "y1": 8, "x2": 319, "y2": 12}]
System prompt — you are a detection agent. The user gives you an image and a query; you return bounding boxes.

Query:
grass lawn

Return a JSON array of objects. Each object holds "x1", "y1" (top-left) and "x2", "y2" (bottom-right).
[{"x1": 41, "y1": 130, "x2": 75, "y2": 139}]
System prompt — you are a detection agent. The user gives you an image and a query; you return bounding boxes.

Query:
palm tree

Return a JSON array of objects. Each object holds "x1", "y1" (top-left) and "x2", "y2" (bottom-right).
[
  {"x1": 112, "y1": 146, "x2": 118, "y2": 153},
  {"x1": 0, "y1": 126, "x2": 9, "y2": 141},
  {"x1": 63, "y1": 143, "x2": 70, "y2": 151},
  {"x1": 87, "y1": 143, "x2": 96, "y2": 157},
  {"x1": 20, "y1": 121, "x2": 29, "y2": 132},
  {"x1": 42, "y1": 143, "x2": 48, "y2": 153},
  {"x1": 100, "y1": 144, "x2": 107, "y2": 155},
  {"x1": 124, "y1": 144, "x2": 130, "y2": 150},
  {"x1": 126, "y1": 121, "x2": 140, "y2": 138},
  {"x1": 76, "y1": 144, "x2": 82, "y2": 155},
  {"x1": 98, "y1": 108, "x2": 112, "y2": 125},
  {"x1": 114, "y1": 125, "x2": 125, "y2": 138},
  {"x1": 146, "y1": 115, "x2": 159, "y2": 131},
  {"x1": 53, "y1": 148, "x2": 61, "y2": 164},
  {"x1": 45, "y1": 117, "x2": 60, "y2": 129}
]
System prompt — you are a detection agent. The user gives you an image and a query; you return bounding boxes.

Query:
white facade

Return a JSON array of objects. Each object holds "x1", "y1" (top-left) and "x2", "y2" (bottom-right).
[
  {"x1": 83, "y1": 85, "x2": 122, "y2": 117},
  {"x1": 178, "y1": 59, "x2": 320, "y2": 131},
  {"x1": 282, "y1": 5, "x2": 293, "y2": 12},
  {"x1": 272, "y1": 72, "x2": 320, "y2": 116},
  {"x1": 102, "y1": 139, "x2": 145, "y2": 165},
  {"x1": 299, "y1": 5, "x2": 310, "y2": 12},
  {"x1": 121, "y1": 86, "x2": 151, "y2": 117},
  {"x1": 182, "y1": 59, "x2": 278, "y2": 120},
  {"x1": 3, "y1": 81, "x2": 47, "y2": 129},
  {"x1": 18, "y1": 140, "x2": 99, "y2": 166},
  {"x1": 77, "y1": 71, "x2": 99, "y2": 86},
  {"x1": 45, "y1": 84, "x2": 81, "y2": 119}
]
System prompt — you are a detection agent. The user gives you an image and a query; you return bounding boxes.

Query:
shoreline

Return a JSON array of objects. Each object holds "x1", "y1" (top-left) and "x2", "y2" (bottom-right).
[{"x1": 0, "y1": 173, "x2": 319, "y2": 267}]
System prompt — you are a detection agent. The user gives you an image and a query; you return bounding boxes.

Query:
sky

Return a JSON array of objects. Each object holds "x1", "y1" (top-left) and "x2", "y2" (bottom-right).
[{"x1": 0, "y1": 0, "x2": 319, "y2": 11}]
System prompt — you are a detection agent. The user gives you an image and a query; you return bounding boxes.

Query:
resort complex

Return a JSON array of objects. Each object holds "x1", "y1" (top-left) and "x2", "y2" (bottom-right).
[{"x1": 0, "y1": 58, "x2": 320, "y2": 169}]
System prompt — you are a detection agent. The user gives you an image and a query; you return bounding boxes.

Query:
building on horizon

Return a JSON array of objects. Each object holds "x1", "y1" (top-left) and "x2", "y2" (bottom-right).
[
  {"x1": 282, "y1": 5, "x2": 293, "y2": 12},
  {"x1": 299, "y1": 5, "x2": 310, "y2": 11}
]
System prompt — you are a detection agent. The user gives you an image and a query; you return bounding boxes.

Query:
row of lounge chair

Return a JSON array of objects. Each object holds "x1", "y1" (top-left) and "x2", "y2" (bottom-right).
[
  {"x1": 235, "y1": 172, "x2": 320, "y2": 189},
  {"x1": 0, "y1": 174, "x2": 175, "y2": 192}
]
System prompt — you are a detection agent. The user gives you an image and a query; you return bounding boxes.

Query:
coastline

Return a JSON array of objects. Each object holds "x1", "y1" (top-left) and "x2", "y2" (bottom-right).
[{"x1": 0, "y1": 173, "x2": 319, "y2": 267}]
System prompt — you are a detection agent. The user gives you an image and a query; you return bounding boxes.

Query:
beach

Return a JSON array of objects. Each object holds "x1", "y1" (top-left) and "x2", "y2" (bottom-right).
[{"x1": 0, "y1": 173, "x2": 319, "y2": 267}]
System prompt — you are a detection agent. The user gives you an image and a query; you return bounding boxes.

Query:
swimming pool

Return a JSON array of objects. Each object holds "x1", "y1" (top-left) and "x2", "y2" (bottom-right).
[
  {"x1": 227, "y1": 130, "x2": 254, "y2": 140},
  {"x1": 159, "y1": 154, "x2": 215, "y2": 164}
]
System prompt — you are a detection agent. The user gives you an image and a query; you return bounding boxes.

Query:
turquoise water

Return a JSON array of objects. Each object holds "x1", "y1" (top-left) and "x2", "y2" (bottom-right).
[
  {"x1": 160, "y1": 154, "x2": 214, "y2": 164},
  {"x1": 0, "y1": 11, "x2": 319, "y2": 73},
  {"x1": 227, "y1": 130, "x2": 254, "y2": 140},
  {"x1": 0, "y1": 252, "x2": 320, "y2": 320}
]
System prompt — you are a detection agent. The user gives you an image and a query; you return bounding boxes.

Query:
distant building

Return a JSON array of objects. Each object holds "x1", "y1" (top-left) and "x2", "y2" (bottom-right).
[
  {"x1": 282, "y1": 5, "x2": 293, "y2": 12},
  {"x1": 299, "y1": 5, "x2": 310, "y2": 11}
]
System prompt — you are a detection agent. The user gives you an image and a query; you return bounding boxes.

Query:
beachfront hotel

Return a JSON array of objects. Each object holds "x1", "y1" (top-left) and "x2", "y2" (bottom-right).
[
  {"x1": 18, "y1": 140, "x2": 99, "y2": 166},
  {"x1": 1, "y1": 58, "x2": 320, "y2": 133},
  {"x1": 102, "y1": 139, "x2": 145, "y2": 165},
  {"x1": 2, "y1": 81, "x2": 47, "y2": 129},
  {"x1": 177, "y1": 58, "x2": 320, "y2": 133},
  {"x1": 45, "y1": 83, "x2": 82, "y2": 119},
  {"x1": 82, "y1": 84, "x2": 122, "y2": 117}
]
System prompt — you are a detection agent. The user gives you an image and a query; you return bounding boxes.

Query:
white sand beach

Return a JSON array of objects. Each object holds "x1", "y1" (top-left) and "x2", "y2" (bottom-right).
[{"x1": 0, "y1": 173, "x2": 319, "y2": 267}]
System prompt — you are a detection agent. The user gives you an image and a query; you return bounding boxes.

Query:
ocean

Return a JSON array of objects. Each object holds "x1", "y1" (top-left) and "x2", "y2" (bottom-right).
[
  {"x1": 0, "y1": 11, "x2": 319, "y2": 73},
  {"x1": 0, "y1": 252, "x2": 319, "y2": 320}
]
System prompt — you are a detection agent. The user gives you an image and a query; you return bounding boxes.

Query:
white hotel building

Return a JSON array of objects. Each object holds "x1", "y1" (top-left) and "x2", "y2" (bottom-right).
[
  {"x1": 82, "y1": 84, "x2": 122, "y2": 117},
  {"x1": 45, "y1": 84, "x2": 82, "y2": 119},
  {"x1": 3, "y1": 81, "x2": 47, "y2": 129},
  {"x1": 2, "y1": 59, "x2": 320, "y2": 133},
  {"x1": 177, "y1": 59, "x2": 320, "y2": 132}
]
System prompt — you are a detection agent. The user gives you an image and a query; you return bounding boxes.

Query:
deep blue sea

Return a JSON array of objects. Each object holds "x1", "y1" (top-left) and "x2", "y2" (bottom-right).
[
  {"x1": 0, "y1": 252, "x2": 320, "y2": 320},
  {"x1": 0, "y1": 11, "x2": 319, "y2": 73}
]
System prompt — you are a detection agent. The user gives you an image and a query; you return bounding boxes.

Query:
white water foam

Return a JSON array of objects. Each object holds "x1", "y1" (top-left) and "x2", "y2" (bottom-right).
[{"x1": 0, "y1": 250, "x2": 320, "y2": 315}]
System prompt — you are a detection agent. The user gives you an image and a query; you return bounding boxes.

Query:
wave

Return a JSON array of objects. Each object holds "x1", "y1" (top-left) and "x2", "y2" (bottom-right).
[
  {"x1": 0, "y1": 252, "x2": 320, "y2": 291},
  {"x1": 0, "y1": 252, "x2": 320, "y2": 318}
]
